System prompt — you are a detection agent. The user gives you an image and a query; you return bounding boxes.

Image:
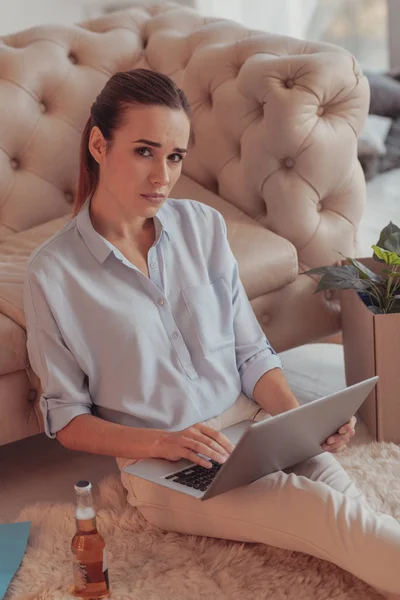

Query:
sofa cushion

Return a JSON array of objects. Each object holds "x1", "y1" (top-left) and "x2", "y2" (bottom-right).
[
  {"x1": 0, "y1": 215, "x2": 70, "y2": 329},
  {"x1": 0, "y1": 215, "x2": 69, "y2": 375},
  {"x1": 0, "y1": 312, "x2": 28, "y2": 375},
  {"x1": 0, "y1": 180, "x2": 297, "y2": 325}
]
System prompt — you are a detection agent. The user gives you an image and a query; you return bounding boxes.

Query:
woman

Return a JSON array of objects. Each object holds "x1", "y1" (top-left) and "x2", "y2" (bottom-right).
[{"x1": 24, "y1": 69, "x2": 400, "y2": 598}]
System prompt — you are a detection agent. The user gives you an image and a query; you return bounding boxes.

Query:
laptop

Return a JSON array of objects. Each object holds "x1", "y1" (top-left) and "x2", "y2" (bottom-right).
[{"x1": 123, "y1": 376, "x2": 379, "y2": 501}]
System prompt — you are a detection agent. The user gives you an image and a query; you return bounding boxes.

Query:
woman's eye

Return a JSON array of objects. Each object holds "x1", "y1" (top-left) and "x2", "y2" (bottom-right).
[
  {"x1": 169, "y1": 153, "x2": 184, "y2": 163},
  {"x1": 136, "y1": 147, "x2": 152, "y2": 157},
  {"x1": 135, "y1": 148, "x2": 184, "y2": 162}
]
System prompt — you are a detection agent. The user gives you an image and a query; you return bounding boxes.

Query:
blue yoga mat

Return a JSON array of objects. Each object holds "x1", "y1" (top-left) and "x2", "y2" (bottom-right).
[{"x1": 0, "y1": 521, "x2": 31, "y2": 600}]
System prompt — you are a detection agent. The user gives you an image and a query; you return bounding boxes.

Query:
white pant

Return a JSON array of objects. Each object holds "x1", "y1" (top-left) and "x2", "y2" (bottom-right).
[{"x1": 118, "y1": 394, "x2": 400, "y2": 597}]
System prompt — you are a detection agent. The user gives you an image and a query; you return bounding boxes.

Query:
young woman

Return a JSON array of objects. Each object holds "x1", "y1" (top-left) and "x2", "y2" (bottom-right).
[{"x1": 24, "y1": 69, "x2": 400, "y2": 598}]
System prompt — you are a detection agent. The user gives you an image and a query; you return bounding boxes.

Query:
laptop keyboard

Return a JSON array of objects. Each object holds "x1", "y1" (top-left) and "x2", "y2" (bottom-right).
[{"x1": 165, "y1": 460, "x2": 223, "y2": 491}]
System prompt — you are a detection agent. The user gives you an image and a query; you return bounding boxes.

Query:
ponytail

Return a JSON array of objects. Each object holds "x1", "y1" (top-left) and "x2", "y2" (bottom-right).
[{"x1": 72, "y1": 116, "x2": 99, "y2": 218}]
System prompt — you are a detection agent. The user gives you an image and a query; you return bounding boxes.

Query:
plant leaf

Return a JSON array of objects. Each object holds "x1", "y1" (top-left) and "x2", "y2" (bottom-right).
[
  {"x1": 371, "y1": 245, "x2": 400, "y2": 265},
  {"x1": 302, "y1": 266, "x2": 336, "y2": 277},
  {"x1": 384, "y1": 231, "x2": 400, "y2": 254},
  {"x1": 303, "y1": 265, "x2": 375, "y2": 293},
  {"x1": 374, "y1": 223, "x2": 400, "y2": 261},
  {"x1": 337, "y1": 253, "x2": 383, "y2": 282},
  {"x1": 376, "y1": 221, "x2": 400, "y2": 250}
]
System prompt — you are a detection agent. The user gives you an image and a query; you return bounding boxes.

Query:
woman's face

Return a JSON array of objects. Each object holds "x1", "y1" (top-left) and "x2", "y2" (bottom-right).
[{"x1": 89, "y1": 104, "x2": 191, "y2": 217}]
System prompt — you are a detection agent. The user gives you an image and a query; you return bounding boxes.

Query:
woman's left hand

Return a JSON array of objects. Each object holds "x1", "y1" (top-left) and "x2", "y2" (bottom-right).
[{"x1": 321, "y1": 416, "x2": 357, "y2": 453}]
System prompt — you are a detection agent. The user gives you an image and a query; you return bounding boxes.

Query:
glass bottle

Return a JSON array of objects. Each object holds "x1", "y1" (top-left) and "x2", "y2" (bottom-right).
[{"x1": 71, "y1": 480, "x2": 110, "y2": 599}]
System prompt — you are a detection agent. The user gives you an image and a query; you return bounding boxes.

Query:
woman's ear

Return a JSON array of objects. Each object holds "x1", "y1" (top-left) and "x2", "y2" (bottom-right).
[{"x1": 88, "y1": 126, "x2": 107, "y2": 164}]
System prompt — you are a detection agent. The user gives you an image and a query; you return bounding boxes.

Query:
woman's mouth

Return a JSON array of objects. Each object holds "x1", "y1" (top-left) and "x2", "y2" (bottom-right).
[{"x1": 140, "y1": 194, "x2": 165, "y2": 205}]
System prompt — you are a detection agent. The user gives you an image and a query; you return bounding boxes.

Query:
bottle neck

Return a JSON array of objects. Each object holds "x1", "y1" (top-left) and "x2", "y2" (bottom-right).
[{"x1": 75, "y1": 491, "x2": 97, "y2": 533}]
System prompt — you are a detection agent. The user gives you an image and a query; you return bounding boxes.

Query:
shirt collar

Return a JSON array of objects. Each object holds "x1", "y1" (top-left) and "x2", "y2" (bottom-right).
[{"x1": 76, "y1": 196, "x2": 170, "y2": 264}]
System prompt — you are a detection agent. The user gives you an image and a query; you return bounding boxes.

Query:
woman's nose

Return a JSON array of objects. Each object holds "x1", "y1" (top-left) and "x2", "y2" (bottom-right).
[{"x1": 149, "y1": 161, "x2": 169, "y2": 186}]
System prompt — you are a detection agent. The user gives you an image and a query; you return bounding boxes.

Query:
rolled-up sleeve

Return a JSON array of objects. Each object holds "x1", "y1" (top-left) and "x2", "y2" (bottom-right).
[
  {"x1": 216, "y1": 212, "x2": 283, "y2": 398},
  {"x1": 23, "y1": 270, "x2": 92, "y2": 439}
]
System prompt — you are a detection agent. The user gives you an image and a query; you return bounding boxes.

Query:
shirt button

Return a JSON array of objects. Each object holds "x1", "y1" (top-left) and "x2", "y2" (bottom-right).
[
  {"x1": 150, "y1": 261, "x2": 157, "y2": 269},
  {"x1": 158, "y1": 298, "x2": 165, "y2": 306},
  {"x1": 171, "y1": 331, "x2": 179, "y2": 340}
]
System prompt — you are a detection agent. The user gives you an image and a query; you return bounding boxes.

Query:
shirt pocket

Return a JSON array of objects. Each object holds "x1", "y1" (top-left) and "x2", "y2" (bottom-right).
[{"x1": 182, "y1": 277, "x2": 234, "y2": 355}]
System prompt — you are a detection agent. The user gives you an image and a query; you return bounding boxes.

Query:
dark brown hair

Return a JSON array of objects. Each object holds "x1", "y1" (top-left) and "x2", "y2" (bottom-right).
[{"x1": 72, "y1": 68, "x2": 191, "y2": 217}]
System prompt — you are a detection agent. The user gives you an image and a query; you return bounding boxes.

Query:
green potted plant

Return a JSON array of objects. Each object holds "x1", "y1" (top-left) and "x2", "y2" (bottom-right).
[
  {"x1": 302, "y1": 221, "x2": 400, "y2": 314},
  {"x1": 302, "y1": 222, "x2": 400, "y2": 443}
]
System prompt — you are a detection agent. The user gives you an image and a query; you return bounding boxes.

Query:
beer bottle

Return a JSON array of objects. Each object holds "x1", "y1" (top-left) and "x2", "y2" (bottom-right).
[{"x1": 71, "y1": 480, "x2": 110, "y2": 598}]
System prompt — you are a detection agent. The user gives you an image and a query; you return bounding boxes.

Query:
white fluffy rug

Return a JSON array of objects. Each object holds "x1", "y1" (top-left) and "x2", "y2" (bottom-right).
[{"x1": 6, "y1": 424, "x2": 400, "y2": 600}]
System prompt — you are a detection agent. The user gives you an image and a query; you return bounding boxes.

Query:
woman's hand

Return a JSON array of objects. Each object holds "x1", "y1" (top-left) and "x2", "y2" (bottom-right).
[
  {"x1": 153, "y1": 422, "x2": 235, "y2": 468},
  {"x1": 321, "y1": 416, "x2": 357, "y2": 453}
]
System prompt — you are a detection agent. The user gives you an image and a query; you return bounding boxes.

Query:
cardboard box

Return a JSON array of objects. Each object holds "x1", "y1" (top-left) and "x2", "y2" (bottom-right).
[{"x1": 340, "y1": 257, "x2": 400, "y2": 443}]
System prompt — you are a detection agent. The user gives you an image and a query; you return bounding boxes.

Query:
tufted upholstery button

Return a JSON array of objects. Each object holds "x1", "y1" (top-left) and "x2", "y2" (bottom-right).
[
  {"x1": 317, "y1": 201, "x2": 323, "y2": 212},
  {"x1": 27, "y1": 389, "x2": 37, "y2": 402},
  {"x1": 68, "y1": 52, "x2": 78, "y2": 64},
  {"x1": 285, "y1": 79, "x2": 294, "y2": 89},
  {"x1": 207, "y1": 178, "x2": 219, "y2": 195},
  {"x1": 10, "y1": 158, "x2": 20, "y2": 170},
  {"x1": 65, "y1": 191, "x2": 73, "y2": 204},
  {"x1": 284, "y1": 157, "x2": 294, "y2": 169},
  {"x1": 261, "y1": 314, "x2": 270, "y2": 324},
  {"x1": 39, "y1": 101, "x2": 47, "y2": 114},
  {"x1": 317, "y1": 106, "x2": 324, "y2": 116}
]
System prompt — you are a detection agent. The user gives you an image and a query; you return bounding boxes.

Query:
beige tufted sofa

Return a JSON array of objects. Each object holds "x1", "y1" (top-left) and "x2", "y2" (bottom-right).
[{"x1": 0, "y1": 1, "x2": 369, "y2": 445}]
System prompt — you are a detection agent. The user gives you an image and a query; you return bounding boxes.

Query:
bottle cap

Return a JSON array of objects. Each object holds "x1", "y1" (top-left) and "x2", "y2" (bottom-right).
[{"x1": 74, "y1": 480, "x2": 92, "y2": 494}]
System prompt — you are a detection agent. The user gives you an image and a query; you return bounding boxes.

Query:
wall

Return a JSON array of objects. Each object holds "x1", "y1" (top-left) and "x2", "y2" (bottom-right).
[
  {"x1": 0, "y1": 0, "x2": 90, "y2": 36},
  {"x1": 195, "y1": 0, "x2": 318, "y2": 39},
  {"x1": 0, "y1": 0, "x2": 318, "y2": 39},
  {"x1": 0, "y1": 0, "x2": 195, "y2": 36}
]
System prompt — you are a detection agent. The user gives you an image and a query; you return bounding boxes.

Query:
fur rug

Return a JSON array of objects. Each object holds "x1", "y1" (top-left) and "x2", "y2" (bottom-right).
[{"x1": 6, "y1": 425, "x2": 400, "y2": 600}]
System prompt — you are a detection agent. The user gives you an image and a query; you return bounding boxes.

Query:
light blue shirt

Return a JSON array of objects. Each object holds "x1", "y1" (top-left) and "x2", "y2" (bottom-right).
[{"x1": 23, "y1": 197, "x2": 282, "y2": 439}]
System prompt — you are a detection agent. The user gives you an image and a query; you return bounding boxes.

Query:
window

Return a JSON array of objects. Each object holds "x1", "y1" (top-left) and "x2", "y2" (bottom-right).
[
  {"x1": 305, "y1": 0, "x2": 388, "y2": 71},
  {"x1": 195, "y1": 0, "x2": 388, "y2": 71}
]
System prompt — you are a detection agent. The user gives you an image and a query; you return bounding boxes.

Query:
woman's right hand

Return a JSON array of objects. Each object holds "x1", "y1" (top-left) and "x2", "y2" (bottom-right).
[{"x1": 153, "y1": 422, "x2": 235, "y2": 468}]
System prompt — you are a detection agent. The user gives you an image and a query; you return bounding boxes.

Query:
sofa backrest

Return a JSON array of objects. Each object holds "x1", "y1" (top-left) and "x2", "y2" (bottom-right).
[{"x1": 0, "y1": 1, "x2": 369, "y2": 266}]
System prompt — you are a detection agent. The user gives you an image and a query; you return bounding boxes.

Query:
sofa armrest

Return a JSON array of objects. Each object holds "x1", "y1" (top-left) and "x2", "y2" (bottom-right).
[{"x1": 178, "y1": 29, "x2": 370, "y2": 273}]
